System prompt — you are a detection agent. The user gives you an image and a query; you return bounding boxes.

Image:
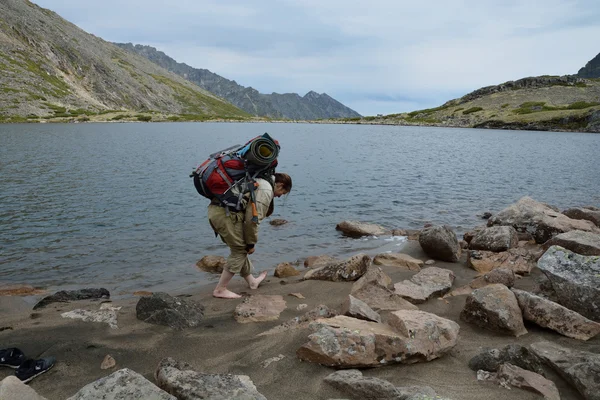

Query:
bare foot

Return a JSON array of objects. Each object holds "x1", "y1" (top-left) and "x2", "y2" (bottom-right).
[
  {"x1": 248, "y1": 271, "x2": 268, "y2": 290},
  {"x1": 213, "y1": 287, "x2": 242, "y2": 299}
]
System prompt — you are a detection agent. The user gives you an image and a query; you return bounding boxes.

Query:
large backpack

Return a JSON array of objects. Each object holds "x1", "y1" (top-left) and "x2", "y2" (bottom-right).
[{"x1": 190, "y1": 133, "x2": 279, "y2": 216}]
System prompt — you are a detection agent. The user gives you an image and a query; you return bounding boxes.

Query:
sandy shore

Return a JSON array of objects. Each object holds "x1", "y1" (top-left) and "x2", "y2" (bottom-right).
[{"x1": 0, "y1": 240, "x2": 597, "y2": 400}]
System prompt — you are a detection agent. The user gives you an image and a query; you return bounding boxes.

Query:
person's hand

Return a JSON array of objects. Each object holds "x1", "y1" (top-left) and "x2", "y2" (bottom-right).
[
  {"x1": 247, "y1": 247, "x2": 255, "y2": 255},
  {"x1": 246, "y1": 244, "x2": 255, "y2": 254}
]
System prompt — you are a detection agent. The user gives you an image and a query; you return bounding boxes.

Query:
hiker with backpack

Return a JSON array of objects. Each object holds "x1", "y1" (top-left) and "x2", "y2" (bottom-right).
[{"x1": 190, "y1": 134, "x2": 292, "y2": 299}]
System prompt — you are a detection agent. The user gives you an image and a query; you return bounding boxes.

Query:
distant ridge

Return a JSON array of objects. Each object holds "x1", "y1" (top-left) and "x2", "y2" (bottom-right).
[
  {"x1": 114, "y1": 43, "x2": 362, "y2": 120},
  {"x1": 577, "y1": 52, "x2": 600, "y2": 78}
]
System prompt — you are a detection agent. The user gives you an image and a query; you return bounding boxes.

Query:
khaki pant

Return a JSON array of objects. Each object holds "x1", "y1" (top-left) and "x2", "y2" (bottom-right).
[{"x1": 207, "y1": 204, "x2": 253, "y2": 277}]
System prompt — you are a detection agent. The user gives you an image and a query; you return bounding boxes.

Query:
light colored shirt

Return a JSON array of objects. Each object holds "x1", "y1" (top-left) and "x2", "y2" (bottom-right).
[{"x1": 243, "y1": 178, "x2": 274, "y2": 245}]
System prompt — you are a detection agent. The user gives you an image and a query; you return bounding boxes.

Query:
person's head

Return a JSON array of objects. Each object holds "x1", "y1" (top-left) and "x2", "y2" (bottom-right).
[{"x1": 273, "y1": 172, "x2": 292, "y2": 198}]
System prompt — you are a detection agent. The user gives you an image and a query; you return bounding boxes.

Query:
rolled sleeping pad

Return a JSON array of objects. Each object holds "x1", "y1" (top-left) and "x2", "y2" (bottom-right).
[{"x1": 243, "y1": 136, "x2": 278, "y2": 166}]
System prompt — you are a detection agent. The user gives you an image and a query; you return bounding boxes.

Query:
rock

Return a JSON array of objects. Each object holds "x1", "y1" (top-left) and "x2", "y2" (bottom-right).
[
  {"x1": 543, "y1": 230, "x2": 600, "y2": 256},
  {"x1": 424, "y1": 259, "x2": 435, "y2": 265},
  {"x1": 0, "y1": 376, "x2": 48, "y2": 400},
  {"x1": 469, "y1": 344, "x2": 545, "y2": 375},
  {"x1": 155, "y1": 358, "x2": 267, "y2": 400},
  {"x1": 258, "y1": 305, "x2": 336, "y2": 336},
  {"x1": 464, "y1": 225, "x2": 486, "y2": 244},
  {"x1": 101, "y1": 354, "x2": 116, "y2": 369},
  {"x1": 304, "y1": 254, "x2": 370, "y2": 282},
  {"x1": 274, "y1": 262, "x2": 300, "y2": 278},
  {"x1": 136, "y1": 292, "x2": 205, "y2": 329},
  {"x1": 0, "y1": 284, "x2": 45, "y2": 296},
  {"x1": 445, "y1": 268, "x2": 515, "y2": 298},
  {"x1": 341, "y1": 295, "x2": 381, "y2": 323},
  {"x1": 66, "y1": 368, "x2": 175, "y2": 400},
  {"x1": 469, "y1": 226, "x2": 519, "y2": 252},
  {"x1": 62, "y1": 303, "x2": 121, "y2": 329},
  {"x1": 387, "y1": 310, "x2": 460, "y2": 362},
  {"x1": 195, "y1": 255, "x2": 226, "y2": 274},
  {"x1": 297, "y1": 304, "x2": 308, "y2": 311},
  {"x1": 512, "y1": 289, "x2": 600, "y2": 340},
  {"x1": 33, "y1": 288, "x2": 110, "y2": 310},
  {"x1": 373, "y1": 253, "x2": 423, "y2": 271},
  {"x1": 482, "y1": 212, "x2": 493, "y2": 219},
  {"x1": 537, "y1": 246, "x2": 600, "y2": 322},
  {"x1": 393, "y1": 267, "x2": 455, "y2": 303},
  {"x1": 496, "y1": 363, "x2": 560, "y2": 400},
  {"x1": 418, "y1": 225, "x2": 461, "y2": 262},
  {"x1": 304, "y1": 255, "x2": 339, "y2": 268},
  {"x1": 531, "y1": 341, "x2": 600, "y2": 400},
  {"x1": 460, "y1": 284, "x2": 527, "y2": 336},
  {"x1": 269, "y1": 218, "x2": 288, "y2": 226},
  {"x1": 288, "y1": 293, "x2": 305, "y2": 299},
  {"x1": 234, "y1": 295, "x2": 286, "y2": 323},
  {"x1": 350, "y1": 267, "x2": 418, "y2": 312},
  {"x1": 323, "y1": 369, "x2": 437, "y2": 400},
  {"x1": 260, "y1": 354, "x2": 285, "y2": 368},
  {"x1": 459, "y1": 240, "x2": 468, "y2": 249},
  {"x1": 297, "y1": 313, "x2": 457, "y2": 368},
  {"x1": 336, "y1": 220, "x2": 387, "y2": 237},
  {"x1": 563, "y1": 207, "x2": 600, "y2": 227},
  {"x1": 487, "y1": 196, "x2": 599, "y2": 244},
  {"x1": 467, "y1": 249, "x2": 535, "y2": 274}
]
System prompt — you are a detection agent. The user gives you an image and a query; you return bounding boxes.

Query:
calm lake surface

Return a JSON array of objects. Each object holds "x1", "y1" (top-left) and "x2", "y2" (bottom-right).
[{"x1": 1, "y1": 122, "x2": 599, "y2": 295}]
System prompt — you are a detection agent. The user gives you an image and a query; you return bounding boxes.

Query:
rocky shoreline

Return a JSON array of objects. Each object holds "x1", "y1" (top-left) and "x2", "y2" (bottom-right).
[{"x1": 1, "y1": 196, "x2": 599, "y2": 399}]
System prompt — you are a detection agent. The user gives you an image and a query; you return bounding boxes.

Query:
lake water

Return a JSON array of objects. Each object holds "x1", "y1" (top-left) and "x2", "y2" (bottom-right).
[{"x1": 1, "y1": 122, "x2": 599, "y2": 295}]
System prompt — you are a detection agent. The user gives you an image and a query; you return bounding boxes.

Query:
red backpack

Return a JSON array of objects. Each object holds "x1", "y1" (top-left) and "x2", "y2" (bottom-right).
[{"x1": 191, "y1": 133, "x2": 279, "y2": 217}]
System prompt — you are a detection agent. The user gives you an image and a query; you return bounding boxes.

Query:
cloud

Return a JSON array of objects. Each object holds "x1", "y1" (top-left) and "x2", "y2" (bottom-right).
[{"x1": 33, "y1": 0, "x2": 600, "y2": 115}]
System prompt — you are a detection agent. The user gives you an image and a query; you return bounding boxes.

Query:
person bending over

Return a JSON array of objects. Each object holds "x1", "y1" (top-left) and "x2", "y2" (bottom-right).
[{"x1": 208, "y1": 172, "x2": 292, "y2": 299}]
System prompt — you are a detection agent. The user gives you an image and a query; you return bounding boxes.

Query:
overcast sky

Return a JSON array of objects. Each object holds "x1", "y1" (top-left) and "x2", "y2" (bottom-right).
[{"x1": 34, "y1": 0, "x2": 600, "y2": 116}]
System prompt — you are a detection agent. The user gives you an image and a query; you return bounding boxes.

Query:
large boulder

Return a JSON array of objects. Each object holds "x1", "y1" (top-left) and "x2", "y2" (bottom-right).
[
  {"x1": 323, "y1": 369, "x2": 438, "y2": 400},
  {"x1": 468, "y1": 344, "x2": 545, "y2": 375},
  {"x1": 468, "y1": 226, "x2": 519, "y2": 252},
  {"x1": 463, "y1": 225, "x2": 486, "y2": 244},
  {"x1": 155, "y1": 358, "x2": 267, "y2": 400},
  {"x1": 460, "y1": 284, "x2": 527, "y2": 336},
  {"x1": 372, "y1": 253, "x2": 423, "y2": 271},
  {"x1": 543, "y1": 230, "x2": 600, "y2": 256},
  {"x1": 0, "y1": 376, "x2": 48, "y2": 400},
  {"x1": 274, "y1": 262, "x2": 300, "y2": 278},
  {"x1": 234, "y1": 295, "x2": 286, "y2": 323},
  {"x1": 350, "y1": 267, "x2": 418, "y2": 312},
  {"x1": 563, "y1": 207, "x2": 600, "y2": 227},
  {"x1": 512, "y1": 289, "x2": 600, "y2": 341},
  {"x1": 467, "y1": 249, "x2": 535, "y2": 275},
  {"x1": 66, "y1": 368, "x2": 176, "y2": 400},
  {"x1": 336, "y1": 221, "x2": 387, "y2": 237},
  {"x1": 531, "y1": 341, "x2": 600, "y2": 400},
  {"x1": 393, "y1": 267, "x2": 455, "y2": 303},
  {"x1": 136, "y1": 292, "x2": 205, "y2": 330},
  {"x1": 487, "y1": 196, "x2": 599, "y2": 244},
  {"x1": 195, "y1": 255, "x2": 225, "y2": 274},
  {"x1": 297, "y1": 313, "x2": 457, "y2": 368},
  {"x1": 341, "y1": 295, "x2": 381, "y2": 323},
  {"x1": 446, "y1": 268, "x2": 515, "y2": 297},
  {"x1": 537, "y1": 246, "x2": 600, "y2": 322},
  {"x1": 33, "y1": 288, "x2": 110, "y2": 310},
  {"x1": 418, "y1": 225, "x2": 461, "y2": 262},
  {"x1": 303, "y1": 254, "x2": 370, "y2": 282}
]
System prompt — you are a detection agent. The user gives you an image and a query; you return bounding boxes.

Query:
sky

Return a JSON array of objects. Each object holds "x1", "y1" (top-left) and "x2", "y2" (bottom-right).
[{"x1": 33, "y1": 0, "x2": 600, "y2": 116}]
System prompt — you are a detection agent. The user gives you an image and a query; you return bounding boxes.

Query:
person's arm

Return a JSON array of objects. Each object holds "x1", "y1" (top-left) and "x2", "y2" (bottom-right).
[{"x1": 243, "y1": 181, "x2": 273, "y2": 249}]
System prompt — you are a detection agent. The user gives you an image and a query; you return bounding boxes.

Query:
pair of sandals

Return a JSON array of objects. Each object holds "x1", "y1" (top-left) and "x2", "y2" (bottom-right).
[{"x1": 0, "y1": 348, "x2": 55, "y2": 383}]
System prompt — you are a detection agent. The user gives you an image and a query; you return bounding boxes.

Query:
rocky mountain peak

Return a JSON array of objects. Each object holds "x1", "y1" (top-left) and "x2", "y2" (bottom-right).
[{"x1": 577, "y1": 52, "x2": 600, "y2": 78}]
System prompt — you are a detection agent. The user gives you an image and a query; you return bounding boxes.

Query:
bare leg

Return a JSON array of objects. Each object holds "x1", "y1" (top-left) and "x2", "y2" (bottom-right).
[
  {"x1": 244, "y1": 271, "x2": 268, "y2": 290},
  {"x1": 213, "y1": 269, "x2": 242, "y2": 299}
]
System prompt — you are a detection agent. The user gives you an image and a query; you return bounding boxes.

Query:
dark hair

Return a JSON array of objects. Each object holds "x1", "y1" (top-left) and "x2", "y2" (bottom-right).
[{"x1": 274, "y1": 172, "x2": 292, "y2": 192}]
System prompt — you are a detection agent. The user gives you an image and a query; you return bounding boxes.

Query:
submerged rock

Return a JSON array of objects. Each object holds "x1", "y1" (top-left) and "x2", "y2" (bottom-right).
[
  {"x1": 155, "y1": 358, "x2": 266, "y2": 400},
  {"x1": 418, "y1": 225, "x2": 461, "y2": 262},
  {"x1": 33, "y1": 288, "x2": 110, "y2": 310},
  {"x1": 304, "y1": 254, "x2": 370, "y2": 282},
  {"x1": 136, "y1": 292, "x2": 205, "y2": 330},
  {"x1": 336, "y1": 221, "x2": 387, "y2": 237}
]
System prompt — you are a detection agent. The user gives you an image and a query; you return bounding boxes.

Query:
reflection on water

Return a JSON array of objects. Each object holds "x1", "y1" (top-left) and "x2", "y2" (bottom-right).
[{"x1": 1, "y1": 122, "x2": 599, "y2": 294}]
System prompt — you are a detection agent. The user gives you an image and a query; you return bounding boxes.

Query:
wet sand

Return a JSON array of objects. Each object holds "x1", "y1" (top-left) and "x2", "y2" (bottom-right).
[{"x1": 0, "y1": 241, "x2": 597, "y2": 400}]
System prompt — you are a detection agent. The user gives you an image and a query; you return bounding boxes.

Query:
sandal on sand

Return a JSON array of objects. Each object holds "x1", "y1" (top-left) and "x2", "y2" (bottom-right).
[
  {"x1": 16, "y1": 357, "x2": 56, "y2": 383},
  {"x1": 0, "y1": 348, "x2": 25, "y2": 369}
]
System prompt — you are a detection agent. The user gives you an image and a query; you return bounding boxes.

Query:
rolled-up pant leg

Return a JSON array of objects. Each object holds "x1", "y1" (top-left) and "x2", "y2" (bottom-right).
[{"x1": 208, "y1": 205, "x2": 253, "y2": 277}]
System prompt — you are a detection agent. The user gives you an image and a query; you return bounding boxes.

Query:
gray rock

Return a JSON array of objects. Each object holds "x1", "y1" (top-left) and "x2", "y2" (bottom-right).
[
  {"x1": 234, "y1": 295, "x2": 287, "y2": 323},
  {"x1": 257, "y1": 305, "x2": 336, "y2": 336},
  {"x1": 467, "y1": 248, "x2": 535, "y2": 275},
  {"x1": 196, "y1": 255, "x2": 225, "y2": 274},
  {"x1": 66, "y1": 368, "x2": 176, "y2": 400},
  {"x1": 33, "y1": 288, "x2": 110, "y2": 310},
  {"x1": 136, "y1": 292, "x2": 205, "y2": 329},
  {"x1": 418, "y1": 225, "x2": 461, "y2": 262},
  {"x1": 460, "y1": 284, "x2": 527, "y2": 336},
  {"x1": 469, "y1": 226, "x2": 519, "y2": 252},
  {"x1": 563, "y1": 207, "x2": 600, "y2": 228},
  {"x1": 512, "y1": 289, "x2": 600, "y2": 340},
  {"x1": 543, "y1": 230, "x2": 600, "y2": 256},
  {"x1": 155, "y1": 358, "x2": 266, "y2": 400},
  {"x1": 463, "y1": 225, "x2": 486, "y2": 244},
  {"x1": 468, "y1": 344, "x2": 545, "y2": 374},
  {"x1": 304, "y1": 254, "x2": 370, "y2": 282},
  {"x1": 350, "y1": 267, "x2": 418, "y2": 312},
  {"x1": 445, "y1": 268, "x2": 515, "y2": 297},
  {"x1": 393, "y1": 267, "x2": 455, "y2": 303},
  {"x1": 341, "y1": 295, "x2": 381, "y2": 323},
  {"x1": 487, "y1": 196, "x2": 599, "y2": 244},
  {"x1": 0, "y1": 376, "x2": 48, "y2": 400},
  {"x1": 537, "y1": 246, "x2": 600, "y2": 322},
  {"x1": 336, "y1": 221, "x2": 387, "y2": 237},
  {"x1": 324, "y1": 369, "x2": 437, "y2": 400},
  {"x1": 61, "y1": 303, "x2": 121, "y2": 329},
  {"x1": 496, "y1": 363, "x2": 560, "y2": 400},
  {"x1": 531, "y1": 341, "x2": 600, "y2": 400}
]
